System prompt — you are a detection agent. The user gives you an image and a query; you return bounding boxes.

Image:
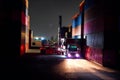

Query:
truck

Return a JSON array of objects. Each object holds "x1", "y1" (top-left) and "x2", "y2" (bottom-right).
[
  {"x1": 65, "y1": 38, "x2": 86, "y2": 58},
  {"x1": 65, "y1": 38, "x2": 81, "y2": 58}
]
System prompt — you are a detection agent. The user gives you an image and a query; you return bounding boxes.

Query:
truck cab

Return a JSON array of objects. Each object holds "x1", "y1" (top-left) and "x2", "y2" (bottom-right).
[{"x1": 66, "y1": 44, "x2": 80, "y2": 58}]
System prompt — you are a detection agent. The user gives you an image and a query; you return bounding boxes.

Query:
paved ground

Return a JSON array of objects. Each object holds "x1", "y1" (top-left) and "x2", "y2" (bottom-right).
[
  {"x1": 21, "y1": 55, "x2": 120, "y2": 80},
  {"x1": 1, "y1": 49, "x2": 120, "y2": 80}
]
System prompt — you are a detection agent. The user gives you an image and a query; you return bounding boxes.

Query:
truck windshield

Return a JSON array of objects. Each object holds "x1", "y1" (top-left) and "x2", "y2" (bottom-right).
[{"x1": 68, "y1": 45, "x2": 77, "y2": 51}]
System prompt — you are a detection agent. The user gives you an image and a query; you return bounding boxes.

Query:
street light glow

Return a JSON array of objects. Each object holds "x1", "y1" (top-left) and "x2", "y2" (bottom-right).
[
  {"x1": 34, "y1": 37, "x2": 39, "y2": 40},
  {"x1": 41, "y1": 37, "x2": 45, "y2": 40}
]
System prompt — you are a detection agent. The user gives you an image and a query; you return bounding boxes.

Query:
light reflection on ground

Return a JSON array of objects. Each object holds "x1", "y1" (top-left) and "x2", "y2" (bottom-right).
[{"x1": 54, "y1": 58, "x2": 119, "y2": 80}]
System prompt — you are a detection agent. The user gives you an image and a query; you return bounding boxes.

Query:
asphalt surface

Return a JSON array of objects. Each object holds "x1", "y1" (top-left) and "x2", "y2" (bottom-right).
[
  {"x1": 1, "y1": 47, "x2": 120, "y2": 80},
  {"x1": 1, "y1": 54, "x2": 120, "y2": 80}
]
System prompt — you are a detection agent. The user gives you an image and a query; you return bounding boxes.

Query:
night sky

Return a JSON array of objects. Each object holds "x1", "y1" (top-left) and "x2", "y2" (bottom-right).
[{"x1": 29, "y1": 0, "x2": 83, "y2": 40}]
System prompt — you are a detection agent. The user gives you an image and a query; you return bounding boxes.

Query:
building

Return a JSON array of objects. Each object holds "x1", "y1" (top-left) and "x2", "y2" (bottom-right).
[
  {"x1": 72, "y1": 13, "x2": 81, "y2": 39},
  {"x1": 69, "y1": 0, "x2": 120, "y2": 69},
  {"x1": 0, "y1": 0, "x2": 30, "y2": 57},
  {"x1": 21, "y1": 0, "x2": 30, "y2": 55},
  {"x1": 83, "y1": 0, "x2": 120, "y2": 68}
]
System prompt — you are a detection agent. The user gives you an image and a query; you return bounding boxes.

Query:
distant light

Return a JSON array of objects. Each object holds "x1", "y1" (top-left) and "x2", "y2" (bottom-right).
[
  {"x1": 77, "y1": 36, "x2": 81, "y2": 39},
  {"x1": 41, "y1": 37, "x2": 45, "y2": 40},
  {"x1": 58, "y1": 48, "x2": 61, "y2": 51},
  {"x1": 34, "y1": 37, "x2": 39, "y2": 40},
  {"x1": 61, "y1": 38, "x2": 65, "y2": 42},
  {"x1": 63, "y1": 46, "x2": 66, "y2": 49}
]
